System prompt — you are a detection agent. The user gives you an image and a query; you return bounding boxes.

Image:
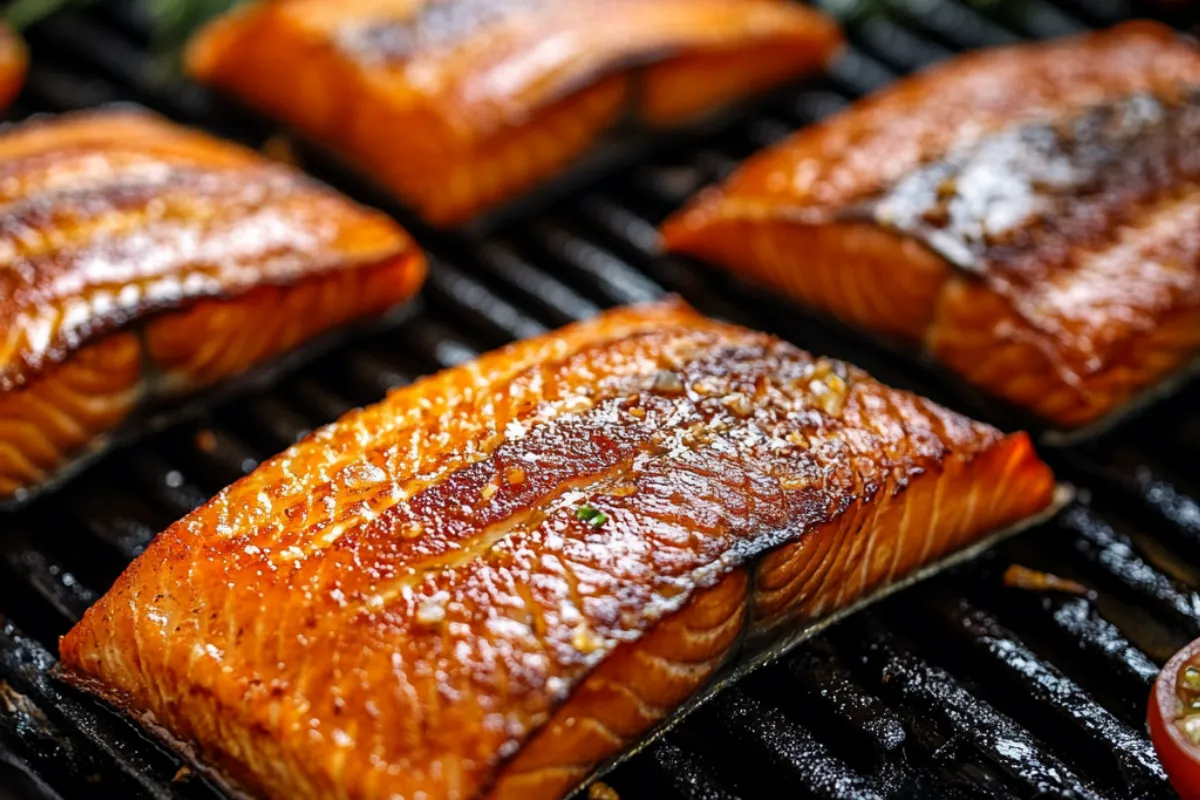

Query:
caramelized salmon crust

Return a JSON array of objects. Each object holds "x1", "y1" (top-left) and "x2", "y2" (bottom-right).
[
  {"x1": 0, "y1": 109, "x2": 426, "y2": 504},
  {"x1": 662, "y1": 21, "x2": 1200, "y2": 431},
  {"x1": 185, "y1": 0, "x2": 842, "y2": 225},
  {"x1": 60, "y1": 298, "x2": 1056, "y2": 800}
]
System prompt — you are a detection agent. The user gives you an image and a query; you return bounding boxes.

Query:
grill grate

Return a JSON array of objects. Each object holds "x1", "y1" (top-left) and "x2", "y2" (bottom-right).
[{"x1": 3, "y1": 1, "x2": 1200, "y2": 798}]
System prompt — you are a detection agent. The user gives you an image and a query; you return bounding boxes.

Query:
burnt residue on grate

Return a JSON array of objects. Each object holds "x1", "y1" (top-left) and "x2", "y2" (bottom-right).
[{"x1": 3, "y1": 0, "x2": 1200, "y2": 799}]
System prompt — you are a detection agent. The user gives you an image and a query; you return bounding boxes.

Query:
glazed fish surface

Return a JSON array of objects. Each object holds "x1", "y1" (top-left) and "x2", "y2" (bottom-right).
[
  {"x1": 60, "y1": 299, "x2": 1057, "y2": 800},
  {"x1": 185, "y1": 0, "x2": 842, "y2": 226},
  {"x1": 0, "y1": 110, "x2": 425, "y2": 505},
  {"x1": 662, "y1": 21, "x2": 1200, "y2": 432}
]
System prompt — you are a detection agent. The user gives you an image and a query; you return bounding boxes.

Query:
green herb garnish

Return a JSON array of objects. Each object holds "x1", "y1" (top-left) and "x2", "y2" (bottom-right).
[{"x1": 575, "y1": 505, "x2": 608, "y2": 527}]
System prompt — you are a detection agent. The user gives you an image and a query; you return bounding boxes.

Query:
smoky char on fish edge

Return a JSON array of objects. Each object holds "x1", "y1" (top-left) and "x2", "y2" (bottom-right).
[{"x1": 0, "y1": 2, "x2": 1192, "y2": 800}]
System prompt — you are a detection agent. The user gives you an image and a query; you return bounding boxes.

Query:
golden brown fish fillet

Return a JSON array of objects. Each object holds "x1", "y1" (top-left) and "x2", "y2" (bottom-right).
[
  {"x1": 662, "y1": 21, "x2": 1200, "y2": 431},
  {"x1": 0, "y1": 109, "x2": 425, "y2": 504},
  {"x1": 185, "y1": 0, "x2": 842, "y2": 225},
  {"x1": 60, "y1": 298, "x2": 1056, "y2": 800}
]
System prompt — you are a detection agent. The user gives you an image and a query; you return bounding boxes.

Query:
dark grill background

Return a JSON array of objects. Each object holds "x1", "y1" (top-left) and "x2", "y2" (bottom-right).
[{"x1": 2, "y1": 1, "x2": 1200, "y2": 798}]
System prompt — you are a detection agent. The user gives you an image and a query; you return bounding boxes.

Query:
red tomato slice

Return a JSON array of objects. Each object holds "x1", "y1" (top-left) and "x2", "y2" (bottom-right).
[{"x1": 1150, "y1": 638, "x2": 1200, "y2": 800}]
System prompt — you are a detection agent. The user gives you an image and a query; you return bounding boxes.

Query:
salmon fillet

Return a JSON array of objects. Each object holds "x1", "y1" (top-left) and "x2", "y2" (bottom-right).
[
  {"x1": 185, "y1": 0, "x2": 842, "y2": 226},
  {"x1": 0, "y1": 109, "x2": 425, "y2": 505},
  {"x1": 60, "y1": 298, "x2": 1056, "y2": 800},
  {"x1": 662, "y1": 21, "x2": 1200, "y2": 432}
]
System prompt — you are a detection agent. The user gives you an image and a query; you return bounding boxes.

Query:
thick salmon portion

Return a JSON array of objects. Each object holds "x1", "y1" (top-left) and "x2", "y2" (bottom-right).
[
  {"x1": 0, "y1": 334, "x2": 141, "y2": 499},
  {"x1": 662, "y1": 22, "x2": 1200, "y2": 431},
  {"x1": 185, "y1": 0, "x2": 842, "y2": 225},
  {"x1": 0, "y1": 110, "x2": 426, "y2": 504},
  {"x1": 60, "y1": 299, "x2": 1056, "y2": 800}
]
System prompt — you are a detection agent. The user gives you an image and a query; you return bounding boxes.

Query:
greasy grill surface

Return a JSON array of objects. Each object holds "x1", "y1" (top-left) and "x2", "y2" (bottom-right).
[{"x1": 1, "y1": 1, "x2": 1199, "y2": 799}]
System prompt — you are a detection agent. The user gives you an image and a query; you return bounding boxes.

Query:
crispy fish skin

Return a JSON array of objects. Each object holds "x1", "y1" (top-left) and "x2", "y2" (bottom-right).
[
  {"x1": 0, "y1": 109, "x2": 425, "y2": 502},
  {"x1": 60, "y1": 299, "x2": 1055, "y2": 800},
  {"x1": 185, "y1": 0, "x2": 842, "y2": 225},
  {"x1": 662, "y1": 22, "x2": 1200, "y2": 430}
]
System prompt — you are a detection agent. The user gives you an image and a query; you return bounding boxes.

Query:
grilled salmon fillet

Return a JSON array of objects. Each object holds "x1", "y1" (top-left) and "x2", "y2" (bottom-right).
[
  {"x1": 185, "y1": 0, "x2": 842, "y2": 226},
  {"x1": 60, "y1": 298, "x2": 1056, "y2": 800},
  {"x1": 662, "y1": 21, "x2": 1200, "y2": 431},
  {"x1": 0, "y1": 110, "x2": 425, "y2": 505}
]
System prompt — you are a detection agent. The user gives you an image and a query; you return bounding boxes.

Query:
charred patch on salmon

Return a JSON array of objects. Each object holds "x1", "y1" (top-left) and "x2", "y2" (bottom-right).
[
  {"x1": 336, "y1": 337, "x2": 868, "y2": 597},
  {"x1": 0, "y1": 165, "x2": 337, "y2": 391},
  {"x1": 59, "y1": 300, "x2": 1056, "y2": 800},
  {"x1": 661, "y1": 23, "x2": 1200, "y2": 430},
  {"x1": 338, "y1": 0, "x2": 551, "y2": 64},
  {"x1": 862, "y1": 89, "x2": 1200, "y2": 282}
]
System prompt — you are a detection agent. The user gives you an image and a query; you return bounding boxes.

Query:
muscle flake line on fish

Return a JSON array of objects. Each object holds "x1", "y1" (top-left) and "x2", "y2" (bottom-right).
[
  {"x1": 185, "y1": 0, "x2": 843, "y2": 225},
  {"x1": 60, "y1": 298, "x2": 1057, "y2": 800},
  {"x1": 0, "y1": 109, "x2": 426, "y2": 506},
  {"x1": 662, "y1": 21, "x2": 1200, "y2": 432}
]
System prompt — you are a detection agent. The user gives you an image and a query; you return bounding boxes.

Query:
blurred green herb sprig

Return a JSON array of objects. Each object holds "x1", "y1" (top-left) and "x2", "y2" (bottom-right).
[{"x1": 5, "y1": 0, "x2": 239, "y2": 60}]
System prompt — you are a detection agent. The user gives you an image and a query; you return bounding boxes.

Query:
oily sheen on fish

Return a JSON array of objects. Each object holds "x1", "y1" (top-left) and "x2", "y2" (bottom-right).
[
  {"x1": 662, "y1": 21, "x2": 1200, "y2": 431},
  {"x1": 60, "y1": 299, "x2": 1056, "y2": 800},
  {"x1": 0, "y1": 109, "x2": 425, "y2": 504},
  {"x1": 185, "y1": 0, "x2": 842, "y2": 225}
]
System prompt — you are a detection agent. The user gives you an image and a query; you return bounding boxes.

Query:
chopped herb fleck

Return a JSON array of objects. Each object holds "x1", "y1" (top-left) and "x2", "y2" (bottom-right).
[{"x1": 575, "y1": 505, "x2": 608, "y2": 526}]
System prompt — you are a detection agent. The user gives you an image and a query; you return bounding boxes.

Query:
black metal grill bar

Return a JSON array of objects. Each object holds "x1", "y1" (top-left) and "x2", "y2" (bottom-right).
[
  {"x1": 919, "y1": 590, "x2": 1164, "y2": 790},
  {"x1": 2, "y1": 0, "x2": 1200, "y2": 798},
  {"x1": 640, "y1": 739, "x2": 742, "y2": 800},
  {"x1": 834, "y1": 614, "x2": 1110, "y2": 800}
]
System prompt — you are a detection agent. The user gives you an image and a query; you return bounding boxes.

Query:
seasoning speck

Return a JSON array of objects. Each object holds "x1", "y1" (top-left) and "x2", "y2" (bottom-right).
[
  {"x1": 650, "y1": 370, "x2": 685, "y2": 395},
  {"x1": 809, "y1": 362, "x2": 848, "y2": 417},
  {"x1": 572, "y1": 622, "x2": 603, "y2": 654},
  {"x1": 575, "y1": 505, "x2": 608, "y2": 527},
  {"x1": 722, "y1": 392, "x2": 752, "y2": 417},
  {"x1": 416, "y1": 600, "x2": 447, "y2": 626},
  {"x1": 172, "y1": 766, "x2": 192, "y2": 783}
]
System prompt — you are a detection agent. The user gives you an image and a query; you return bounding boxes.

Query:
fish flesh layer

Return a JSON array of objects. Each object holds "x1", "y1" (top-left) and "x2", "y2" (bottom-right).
[
  {"x1": 662, "y1": 21, "x2": 1200, "y2": 431},
  {"x1": 0, "y1": 110, "x2": 425, "y2": 504},
  {"x1": 185, "y1": 0, "x2": 842, "y2": 225},
  {"x1": 60, "y1": 298, "x2": 1056, "y2": 800}
]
